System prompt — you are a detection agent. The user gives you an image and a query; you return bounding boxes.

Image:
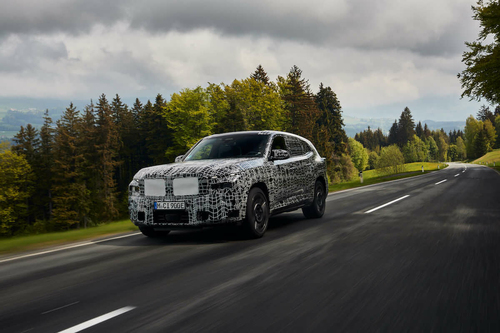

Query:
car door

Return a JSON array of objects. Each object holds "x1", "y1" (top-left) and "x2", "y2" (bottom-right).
[
  {"x1": 283, "y1": 135, "x2": 312, "y2": 202},
  {"x1": 267, "y1": 134, "x2": 295, "y2": 206}
]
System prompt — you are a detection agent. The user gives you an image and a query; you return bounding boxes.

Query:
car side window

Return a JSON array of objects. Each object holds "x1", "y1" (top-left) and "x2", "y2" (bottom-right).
[
  {"x1": 287, "y1": 136, "x2": 305, "y2": 156},
  {"x1": 301, "y1": 139, "x2": 312, "y2": 153},
  {"x1": 271, "y1": 136, "x2": 287, "y2": 151}
]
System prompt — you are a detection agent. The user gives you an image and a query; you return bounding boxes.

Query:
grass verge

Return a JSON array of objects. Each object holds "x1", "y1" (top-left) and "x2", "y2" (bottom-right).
[
  {"x1": 0, "y1": 219, "x2": 138, "y2": 255},
  {"x1": 472, "y1": 149, "x2": 500, "y2": 165},
  {"x1": 329, "y1": 162, "x2": 448, "y2": 192}
]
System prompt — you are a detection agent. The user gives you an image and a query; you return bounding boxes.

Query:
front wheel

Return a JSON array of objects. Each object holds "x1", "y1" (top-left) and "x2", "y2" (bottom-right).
[
  {"x1": 139, "y1": 226, "x2": 170, "y2": 238},
  {"x1": 302, "y1": 180, "x2": 326, "y2": 219},
  {"x1": 244, "y1": 187, "x2": 270, "y2": 238}
]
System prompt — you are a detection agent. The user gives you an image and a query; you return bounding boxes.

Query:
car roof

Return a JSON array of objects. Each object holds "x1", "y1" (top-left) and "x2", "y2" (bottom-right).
[{"x1": 205, "y1": 130, "x2": 303, "y2": 140}]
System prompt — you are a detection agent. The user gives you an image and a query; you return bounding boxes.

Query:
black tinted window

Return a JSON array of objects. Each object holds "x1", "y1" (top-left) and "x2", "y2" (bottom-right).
[
  {"x1": 185, "y1": 134, "x2": 270, "y2": 160},
  {"x1": 287, "y1": 136, "x2": 304, "y2": 156}
]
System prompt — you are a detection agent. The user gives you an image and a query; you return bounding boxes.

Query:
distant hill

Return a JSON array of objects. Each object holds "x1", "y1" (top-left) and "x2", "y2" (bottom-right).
[{"x1": 343, "y1": 116, "x2": 465, "y2": 138}]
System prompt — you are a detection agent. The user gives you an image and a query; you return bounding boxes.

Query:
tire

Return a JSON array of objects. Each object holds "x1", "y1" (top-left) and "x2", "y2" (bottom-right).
[
  {"x1": 302, "y1": 179, "x2": 326, "y2": 219},
  {"x1": 244, "y1": 187, "x2": 270, "y2": 238},
  {"x1": 139, "y1": 226, "x2": 170, "y2": 238}
]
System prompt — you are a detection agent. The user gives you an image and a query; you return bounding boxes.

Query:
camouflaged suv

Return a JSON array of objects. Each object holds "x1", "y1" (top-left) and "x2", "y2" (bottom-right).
[{"x1": 129, "y1": 131, "x2": 327, "y2": 238}]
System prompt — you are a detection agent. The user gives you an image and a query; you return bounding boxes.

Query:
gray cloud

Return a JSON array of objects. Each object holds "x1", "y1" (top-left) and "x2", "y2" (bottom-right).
[
  {"x1": 0, "y1": 0, "x2": 479, "y2": 56},
  {"x1": 0, "y1": 35, "x2": 68, "y2": 72},
  {"x1": 0, "y1": 0, "x2": 126, "y2": 36},
  {"x1": 0, "y1": 0, "x2": 484, "y2": 121}
]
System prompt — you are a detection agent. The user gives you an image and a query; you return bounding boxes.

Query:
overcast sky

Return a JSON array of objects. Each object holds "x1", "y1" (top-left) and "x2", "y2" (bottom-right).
[{"x1": 0, "y1": 0, "x2": 489, "y2": 121}]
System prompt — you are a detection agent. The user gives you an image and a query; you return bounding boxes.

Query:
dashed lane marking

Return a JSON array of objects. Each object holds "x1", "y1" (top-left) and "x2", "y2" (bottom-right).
[
  {"x1": 58, "y1": 306, "x2": 136, "y2": 333},
  {"x1": 435, "y1": 179, "x2": 447, "y2": 185},
  {"x1": 364, "y1": 195, "x2": 410, "y2": 214}
]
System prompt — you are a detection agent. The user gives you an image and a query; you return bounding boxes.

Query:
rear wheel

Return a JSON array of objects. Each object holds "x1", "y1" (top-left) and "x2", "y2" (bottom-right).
[
  {"x1": 139, "y1": 226, "x2": 170, "y2": 238},
  {"x1": 244, "y1": 187, "x2": 269, "y2": 238},
  {"x1": 302, "y1": 180, "x2": 326, "y2": 218}
]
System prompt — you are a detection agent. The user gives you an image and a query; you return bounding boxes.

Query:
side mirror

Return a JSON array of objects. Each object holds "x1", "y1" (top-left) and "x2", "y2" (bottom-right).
[
  {"x1": 175, "y1": 155, "x2": 184, "y2": 163},
  {"x1": 270, "y1": 149, "x2": 290, "y2": 161}
]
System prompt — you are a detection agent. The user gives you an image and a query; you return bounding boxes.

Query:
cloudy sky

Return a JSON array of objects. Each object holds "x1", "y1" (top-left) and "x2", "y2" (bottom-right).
[{"x1": 0, "y1": 0, "x2": 489, "y2": 121}]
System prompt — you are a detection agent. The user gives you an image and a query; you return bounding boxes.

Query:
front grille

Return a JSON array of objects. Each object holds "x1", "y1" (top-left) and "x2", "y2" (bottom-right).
[{"x1": 153, "y1": 210, "x2": 190, "y2": 224}]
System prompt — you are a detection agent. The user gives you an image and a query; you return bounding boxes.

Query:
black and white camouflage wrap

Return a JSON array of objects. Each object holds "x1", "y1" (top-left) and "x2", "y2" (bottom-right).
[{"x1": 128, "y1": 131, "x2": 327, "y2": 228}]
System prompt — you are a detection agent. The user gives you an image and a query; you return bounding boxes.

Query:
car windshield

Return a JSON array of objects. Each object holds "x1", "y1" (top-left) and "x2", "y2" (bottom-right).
[{"x1": 184, "y1": 134, "x2": 270, "y2": 161}]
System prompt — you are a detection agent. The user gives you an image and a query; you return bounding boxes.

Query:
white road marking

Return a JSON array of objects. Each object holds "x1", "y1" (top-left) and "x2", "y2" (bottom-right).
[
  {"x1": 58, "y1": 306, "x2": 135, "y2": 333},
  {"x1": 364, "y1": 195, "x2": 410, "y2": 214},
  {"x1": 454, "y1": 174, "x2": 460, "y2": 177},
  {"x1": 42, "y1": 301, "x2": 80, "y2": 315},
  {"x1": 0, "y1": 232, "x2": 142, "y2": 264},
  {"x1": 435, "y1": 179, "x2": 447, "y2": 185}
]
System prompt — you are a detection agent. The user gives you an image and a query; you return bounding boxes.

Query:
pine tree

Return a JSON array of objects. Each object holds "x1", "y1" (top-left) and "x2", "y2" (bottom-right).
[
  {"x1": 37, "y1": 110, "x2": 54, "y2": 220},
  {"x1": 279, "y1": 65, "x2": 320, "y2": 141},
  {"x1": 388, "y1": 120, "x2": 399, "y2": 145},
  {"x1": 315, "y1": 83, "x2": 348, "y2": 155},
  {"x1": 52, "y1": 103, "x2": 90, "y2": 229},
  {"x1": 473, "y1": 128, "x2": 488, "y2": 158},
  {"x1": 12, "y1": 124, "x2": 40, "y2": 225},
  {"x1": 111, "y1": 94, "x2": 136, "y2": 196},
  {"x1": 251, "y1": 65, "x2": 271, "y2": 85},
  {"x1": 94, "y1": 94, "x2": 120, "y2": 221},
  {"x1": 424, "y1": 123, "x2": 431, "y2": 138},
  {"x1": 476, "y1": 105, "x2": 496, "y2": 123},
  {"x1": 415, "y1": 121, "x2": 424, "y2": 139},
  {"x1": 397, "y1": 107, "x2": 415, "y2": 147},
  {"x1": 145, "y1": 94, "x2": 172, "y2": 164}
]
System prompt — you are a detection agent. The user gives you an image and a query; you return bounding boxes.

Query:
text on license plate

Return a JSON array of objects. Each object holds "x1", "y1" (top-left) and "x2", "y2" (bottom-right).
[{"x1": 154, "y1": 202, "x2": 185, "y2": 210}]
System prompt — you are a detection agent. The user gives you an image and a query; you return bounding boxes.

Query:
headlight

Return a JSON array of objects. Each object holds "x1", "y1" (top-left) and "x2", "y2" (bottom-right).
[{"x1": 129, "y1": 180, "x2": 141, "y2": 196}]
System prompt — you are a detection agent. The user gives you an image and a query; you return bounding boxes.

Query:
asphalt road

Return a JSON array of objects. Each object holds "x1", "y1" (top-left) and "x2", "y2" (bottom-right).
[{"x1": 1, "y1": 163, "x2": 499, "y2": 332}]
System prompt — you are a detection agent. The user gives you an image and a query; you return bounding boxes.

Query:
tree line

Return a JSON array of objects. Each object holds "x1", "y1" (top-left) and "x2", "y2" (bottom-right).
[
  {"x1": 350, "y1": 105, "x2": 499, "y2": 174},
  {"x1": 1, "y1": 65, "x2": 351, "y2": 236},
  {"x1": 350, "y1": 107, "x2": 468, "y2": 172}
]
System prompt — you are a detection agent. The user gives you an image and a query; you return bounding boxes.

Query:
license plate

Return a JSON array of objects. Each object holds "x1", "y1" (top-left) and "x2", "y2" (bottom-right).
[{"x1": 154, "y1": 202, "x2": 185, "y2": 210}]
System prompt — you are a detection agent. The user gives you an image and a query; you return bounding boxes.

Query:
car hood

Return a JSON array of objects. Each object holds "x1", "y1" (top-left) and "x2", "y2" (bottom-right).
[{"x1": 133, "y1": 157, "x2": 265, "y2": 179}]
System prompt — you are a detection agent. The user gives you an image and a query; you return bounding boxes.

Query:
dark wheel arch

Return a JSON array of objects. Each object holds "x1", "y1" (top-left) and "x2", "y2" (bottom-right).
[{"x1": 302, "y1": 179, "x2": 326, "y2": 219}]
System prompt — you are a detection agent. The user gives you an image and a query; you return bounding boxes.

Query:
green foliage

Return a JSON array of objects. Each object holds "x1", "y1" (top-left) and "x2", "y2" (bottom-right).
[
  {"x1": 164, "y1": 87, "x2": 213, "y2": 160},
  {"x1": 397, "y1": 107, "x2": 415, "y2": 147},
  {"x1": 222, "y1": 78, "x2": 286, "y2": 132},
  {"x1": 426, "y1": 136, "x2": 439, "y2": 161},
  {"x1": 484, "y1": 119, "x2": 497, "y2": 149},
  {"x1": 377, "y1": 145, "x2": 405, "y2": 174},
  {"x1": 456, "y1": 136, "x2": 467, "y2": 160},
  {"x1": 495, "y1": 115, "x2": 500, "y2": 148},
  {"x1": 329, "y1": 154, "x2": 356, "y2": 183},
  {"x1": 0, "y1": 144, "x2": 34, "y2": 236},
  {"x1": 464, "y1": 113, "x2": 498, "y2": 159},
  {"x1": 51, "y1": 103, "x2": 91, "y2": 229},
  {"x1": 368, "y1": 151, "x2": 379, "y2": 170},
  {"x1": 348, "y1": 138, "x2": 368, "y2": 171},
  {"x1": 448, "y1": 145, "x2": 459, "y2": 161},
  {"x1": 278, "y1": 65, "x2": 320, "y2": 141},
  {"x1": 459, "y1": 1, "x2": 500, "y2": 104}
]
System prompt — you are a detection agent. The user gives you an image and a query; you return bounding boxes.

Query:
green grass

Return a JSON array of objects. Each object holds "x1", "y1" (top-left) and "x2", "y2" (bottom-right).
[
  {"x1": 472, "y1": 149, "x2": 500, "y2": 166},
  {"x1": 0, "y1": 219, "x2": 138, "y2": 255},
  {"x1": 329, "y1": 162, "x2": 447, "y2": 192}
]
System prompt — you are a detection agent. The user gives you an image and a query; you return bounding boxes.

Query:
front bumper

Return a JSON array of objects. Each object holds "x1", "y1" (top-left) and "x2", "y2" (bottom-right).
[{"x1": 129, "y1": 188, "x2": 245, "y2": 227}]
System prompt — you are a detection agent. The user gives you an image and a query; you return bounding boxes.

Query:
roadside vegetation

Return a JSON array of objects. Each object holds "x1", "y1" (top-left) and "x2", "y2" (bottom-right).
[
  {"x1": 329, "y1": 162, "x2": 447, "y2": 192},
  {"x1": 0, "y1": 219, "x2": 137, "y2": 255}
]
